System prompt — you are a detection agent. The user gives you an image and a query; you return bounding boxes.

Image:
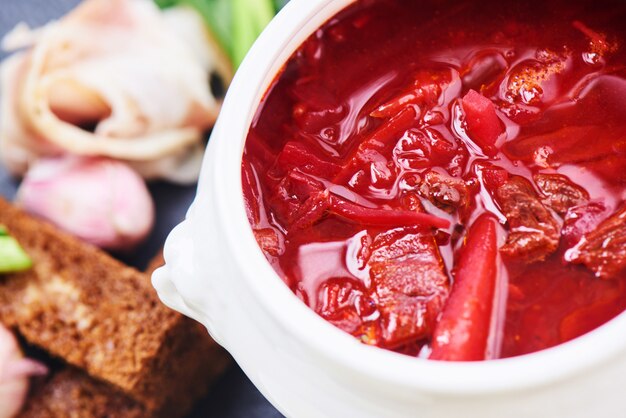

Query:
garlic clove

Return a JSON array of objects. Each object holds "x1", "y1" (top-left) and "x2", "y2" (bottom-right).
[
  {"x1": 0, "y1": 325, "x2": 47, "y2": 418},
  {"x1": 17, "y1": 156, "x2": 155, "y2": 251}
]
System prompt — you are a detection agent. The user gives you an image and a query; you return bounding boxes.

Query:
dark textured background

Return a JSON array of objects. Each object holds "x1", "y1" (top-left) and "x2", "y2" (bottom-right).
[{"x1": 0, "y1": 1, "x2": 282, "y2": 416}]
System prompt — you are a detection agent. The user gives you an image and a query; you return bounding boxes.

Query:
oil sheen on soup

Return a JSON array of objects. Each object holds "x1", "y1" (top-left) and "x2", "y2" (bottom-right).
[{"x1": 242, "y1": 0, "x2": 626, "y2": 360}]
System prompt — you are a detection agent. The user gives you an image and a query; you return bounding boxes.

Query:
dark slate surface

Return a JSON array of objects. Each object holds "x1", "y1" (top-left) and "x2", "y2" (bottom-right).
[{"x1": 0, "y1": 1, "x2": 282, "y2": 417}]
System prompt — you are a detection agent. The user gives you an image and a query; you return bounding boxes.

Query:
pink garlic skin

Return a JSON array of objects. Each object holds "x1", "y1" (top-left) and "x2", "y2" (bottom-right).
[
  {"x1": 0, "y1": 325, "x2": 47, "y2": 418},
  {"x1": 17, "y1": 156, "x2": 155, "y2": 251}
]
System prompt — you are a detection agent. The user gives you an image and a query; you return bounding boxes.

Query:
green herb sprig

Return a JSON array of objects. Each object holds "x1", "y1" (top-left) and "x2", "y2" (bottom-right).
[
  {"x1": 156, "y1": 0, "x2": 285, "y2": 68},
  {"x1": 0, "y1": 226, "x2": 32, "y2": 274}
]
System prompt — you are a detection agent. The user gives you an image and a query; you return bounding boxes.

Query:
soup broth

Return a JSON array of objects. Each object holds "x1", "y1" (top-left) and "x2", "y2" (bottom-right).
[{"x1": 242, "y1": 0, "x2": 626, "y2": 360}]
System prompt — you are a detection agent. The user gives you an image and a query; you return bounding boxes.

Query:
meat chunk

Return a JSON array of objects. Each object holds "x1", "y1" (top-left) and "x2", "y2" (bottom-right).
[
  {"x1": 317, "y1": 278, "x2": 382, "y2": 348},
  {"x1": 494, "y1": 176, "x2": 560, "y2": 263},
  {"x1": 561, "y1": 202, "x2": 608, "y2": 247},
  {"x1": 418, "y1": 170, "x2": 471, "y2": 213},
  {"x1": 269, "y1": 170, "x2": 325, "y2": 226},
  {"x1": 368, "y1": 228, "x2": 449, "y2": 347},
  {"x1": 534, "y1": 173, "x2": 589, "y2": 216},
  {"x1": 253, "y1": 228, "x2": 283, "y2": 257},
  {"x1": 567, "y1": 206, "x2": 626, "y2": 279}
]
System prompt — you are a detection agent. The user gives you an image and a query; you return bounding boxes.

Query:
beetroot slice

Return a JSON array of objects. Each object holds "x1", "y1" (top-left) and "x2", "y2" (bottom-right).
[
  {"x1": 430, "y1": 214, "x2": 499, "y2": 361},
  {"x1": 277, "y1": 141, "x2": 341, "y2": 179},
  {"x1": 329, "y1": 195, "x2": 450, "y2": 229},
  {"x1": 461, "y1": 89, "x2": 503, "y2": 155},
  {"x1": 290, "y1": 190, "x2": 332, "y2": 231},
  {"x1": 334, "y1": 106, "x2": 418, "y2": 184}
]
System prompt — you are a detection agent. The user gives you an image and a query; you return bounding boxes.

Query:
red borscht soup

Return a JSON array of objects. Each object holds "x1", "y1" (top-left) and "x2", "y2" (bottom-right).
[{"x1": 242, "y1": 0, "x2": 626, "y2": 360}]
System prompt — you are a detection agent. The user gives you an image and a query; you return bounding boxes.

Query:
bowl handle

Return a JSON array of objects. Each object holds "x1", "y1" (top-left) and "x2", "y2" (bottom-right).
[
  {"x1": 151, "y1": 203, "x2": 226, "y2": 346},
  {"x1": 152, "y1": 218, "x2": 204, "y2": 321}
]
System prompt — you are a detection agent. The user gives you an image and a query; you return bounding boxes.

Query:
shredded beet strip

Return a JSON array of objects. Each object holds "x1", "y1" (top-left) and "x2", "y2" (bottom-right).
[
  {"x1": 290, "y1": 190, "x2": 332, "y2": 231},
  {"x1": 370, "y1": 81, "x2": 441, "y2": 119},
  {"x1": 333, "y1": 106, "x2": 418, "y2": 184},
  {"x1": 430, "y1": 214, "x2": 499, "y2": 361},
  {"x1": 329, "y1": 195, "x2": 450, "y2": 229},
  {"x1": 277, "y1": 142, "x2": 342, "y2": 178},
  {"x1": 371, "y1": 93, "x2": 423, "y2": 119},
  {"x1": 361, "y1": 105, "x2": 418, "y2": 149}
]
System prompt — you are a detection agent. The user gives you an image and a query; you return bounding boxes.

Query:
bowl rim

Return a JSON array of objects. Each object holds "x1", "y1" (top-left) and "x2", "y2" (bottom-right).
[{"x1": 207, "y1": 0, "x2": 626, "y2": 395}]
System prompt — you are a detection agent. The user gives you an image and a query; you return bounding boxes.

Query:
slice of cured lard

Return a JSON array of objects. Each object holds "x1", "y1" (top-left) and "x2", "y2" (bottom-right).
[{"x1": 0, "y1": 0, "x2": 232, "y2": 184}]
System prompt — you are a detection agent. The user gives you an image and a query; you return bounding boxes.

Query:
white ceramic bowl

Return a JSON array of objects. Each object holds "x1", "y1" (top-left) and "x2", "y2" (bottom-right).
[{"x1": 152, "y1": 1, "x2": 626, "y2": 416}]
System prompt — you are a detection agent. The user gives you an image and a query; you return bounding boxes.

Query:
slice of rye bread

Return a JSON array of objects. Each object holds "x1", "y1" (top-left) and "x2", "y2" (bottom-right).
[
  {"x1": 18, "y1": 321, "x2": 229, "y2": 418},
  {"x1": 20, "y1": 321, "x2": 228, "y2": 418},
  {"x1": 18, "y1": 251, "x2": 230, "y2": 418},
  {"x1": 0, "y1": 198, "x2": 230, "y2": 415},
  {"x1": 20, "y1": 368, "x2": 147, "y2": 418}
]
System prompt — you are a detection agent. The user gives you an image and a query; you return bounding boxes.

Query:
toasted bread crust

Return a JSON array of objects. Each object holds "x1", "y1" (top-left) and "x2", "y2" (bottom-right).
[
  {"x1": 20, "y1": 369, "x2": 147, "y2": 418},
  {"x1": 0, "y1": 198, "x2": 229, "y2": 416}
]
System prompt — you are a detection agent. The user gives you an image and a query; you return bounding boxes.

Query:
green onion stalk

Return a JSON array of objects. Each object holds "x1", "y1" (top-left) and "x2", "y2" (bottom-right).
[
  {"x1": 0, "y1": 226, "x2": 32, "y2": 274},
  {"x1": 155, "y1": 0, "x2": 286, "y2": 68}
]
